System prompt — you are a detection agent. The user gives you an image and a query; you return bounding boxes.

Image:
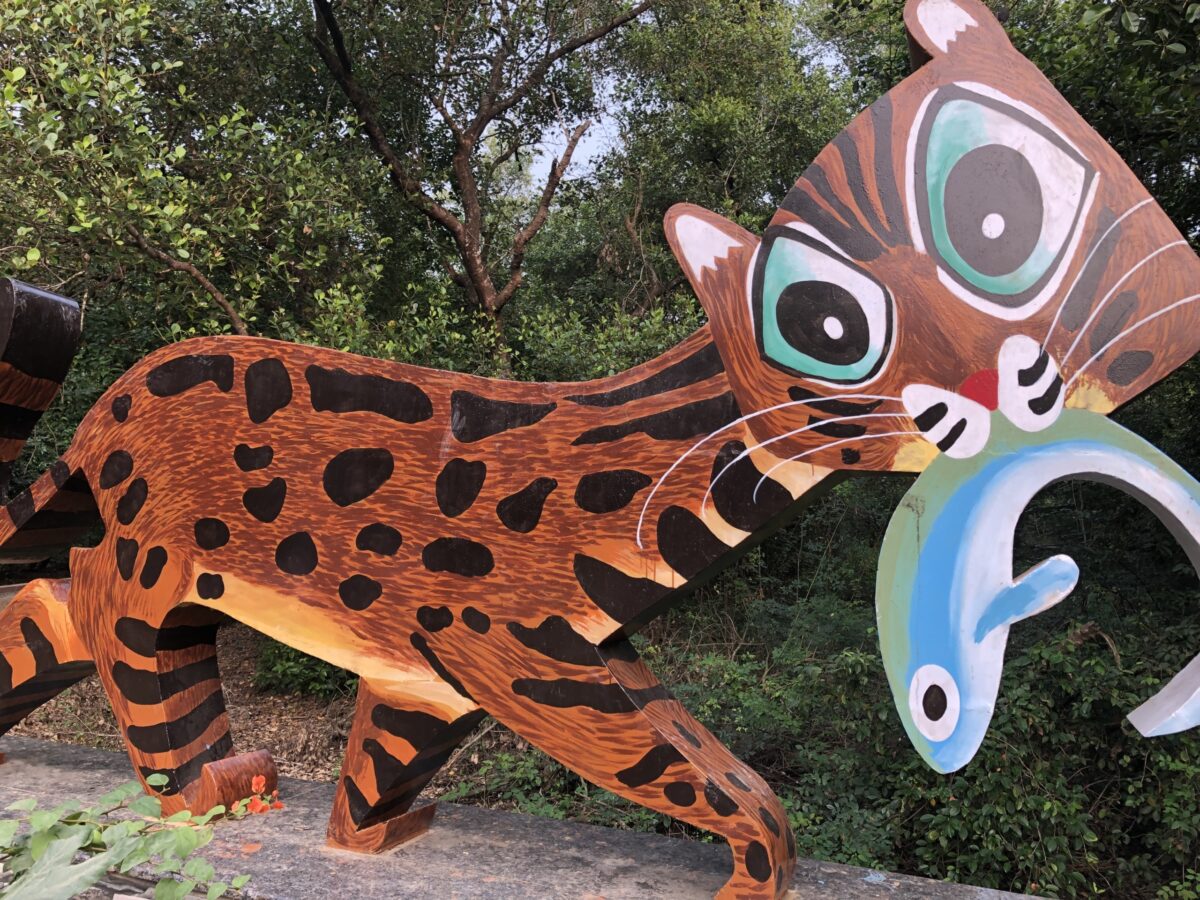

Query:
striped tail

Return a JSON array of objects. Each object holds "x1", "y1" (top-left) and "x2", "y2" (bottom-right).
[{"x1": 0, "y1": 277, "x2": 83, "y2": 496}]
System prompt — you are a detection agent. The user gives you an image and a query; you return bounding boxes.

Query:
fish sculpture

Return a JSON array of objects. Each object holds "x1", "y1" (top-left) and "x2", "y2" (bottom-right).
[{"x1": 877, "y1": 408, "x2": 1200, "y2": 773}]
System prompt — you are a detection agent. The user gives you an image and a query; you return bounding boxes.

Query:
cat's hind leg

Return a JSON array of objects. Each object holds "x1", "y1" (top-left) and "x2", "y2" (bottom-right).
[
  {"x1": 0, "y1": 579, "x2": 94, "y2": 739},
  {"x1": 422, "y1": 620, "x2": 794, "y2": 900},
  {"x1": 327, "y1": 679, "x2": 484, "y2": 853},
  {"x1": 68, "y1": 541, "x2": 275, "y2": 815}
]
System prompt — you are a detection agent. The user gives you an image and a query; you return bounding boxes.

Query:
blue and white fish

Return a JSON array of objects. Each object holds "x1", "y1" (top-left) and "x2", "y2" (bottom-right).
[{"x1": 877, "y1": 408, "x2": 1200, "y2": 773}]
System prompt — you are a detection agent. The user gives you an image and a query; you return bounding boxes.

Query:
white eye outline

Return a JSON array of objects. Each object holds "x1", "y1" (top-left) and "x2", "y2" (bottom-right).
[
  {"x1": 906, "y1": 83, "x2": 1098, "y2": 322},
  {"x1": 750, "y1": 225, "x2": 894, "y2": 386},
  {"x1": 908, "y1": 663, "x2": 961, "y2": 743}
]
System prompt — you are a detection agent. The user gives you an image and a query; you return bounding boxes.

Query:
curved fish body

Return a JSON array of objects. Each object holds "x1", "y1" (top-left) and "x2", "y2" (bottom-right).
[{"x1": 877, "y1": 409, "x2": 1200, "y2": 773}]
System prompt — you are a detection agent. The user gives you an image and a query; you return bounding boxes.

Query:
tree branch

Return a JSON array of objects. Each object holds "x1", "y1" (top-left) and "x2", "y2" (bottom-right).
[
  {"x1": 473, "y1": 0, "x2": 654, "y2": 131},
  {"x1": 310, "y1": 0, "x2": 466, "y2": 244},
  {"x1": 125, "y1": 225, "x2": 248, "y2": 336},
  {"x1": 493, "y1": 119, "x2": 590, "y2": 311}
]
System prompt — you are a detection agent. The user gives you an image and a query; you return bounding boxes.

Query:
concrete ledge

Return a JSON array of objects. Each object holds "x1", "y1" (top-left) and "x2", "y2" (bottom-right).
[{"x1": 0, "y1": 736, "x2": 1022, "y2": 899}]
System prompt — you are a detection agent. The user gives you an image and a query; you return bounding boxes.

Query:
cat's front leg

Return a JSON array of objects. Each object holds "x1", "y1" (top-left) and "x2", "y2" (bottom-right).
[{"x1": 420, "y1": 616, "x2": 794, "y2": 899}]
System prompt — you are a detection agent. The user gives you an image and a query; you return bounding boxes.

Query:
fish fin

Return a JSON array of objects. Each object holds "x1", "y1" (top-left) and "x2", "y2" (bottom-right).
[
  {"x1": 974, "y1": 554, "x2": 1079, "y2": 642},
  {"x1": 1128, "y1": 652, "x2": 1200, "y2": 737}
]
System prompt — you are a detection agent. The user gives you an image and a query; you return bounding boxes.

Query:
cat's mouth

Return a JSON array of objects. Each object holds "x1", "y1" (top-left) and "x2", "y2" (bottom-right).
[{"x1": 903, "y1": 335, "x2": 1066, "y2": 459}]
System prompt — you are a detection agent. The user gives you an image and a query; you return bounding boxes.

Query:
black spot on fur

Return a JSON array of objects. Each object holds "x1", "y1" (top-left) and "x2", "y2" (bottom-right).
[
  {"x1": 339, "y1": 575, "x2": 382, "y2": 610},
  {"x1": 197, "y1": 574, "x2": 225, "y2": 600},
  {"x1": 371, "y1": 705, "x2": 447, "y2": 748},
  {"x1": 656, "y1": 506, "x2": 728, "y2": 579},
  {"x1": 139, "y1": 546, "x2": 168, "y2": 589},
  {"x1": 125, "y1": 689, "x2": 225, "y2": 754},
  {"x1": 113, "y1": 656, "x2": 220, "y2": 705},
  {"x1": 574, "y1": 470, "x2": 652, "y2": 513},
  {"x1": 99, "y1": 450, "x2": 133, "y2": 489},
  {"x1": 450, "y1": 391, "x2": 556, "y2": 443},
  {"x1": 507, "y1": 617, "x2": 599, "y2": 667},
  {"x1": 436, "y1": 458, "x2": 486, "y2": 517},
  {"x1": 496, "y1": 477, "x2": 557, "y2": 533},
  {"x1": 275, "y1": 532, "x2": 317, "y2": 575},
  {"x1": 410, "y1": 633, "x2": 472, "y2": 699},
  {"x1": 760, "y1": 806, "x2": 780, "y2": 836},
  {"x1": 573, "y1": 554, "x2": 670, "y2": 628},
  {"x1": 511, "y1": 678, "x2": 670, "y2": 713},
  {"x1": 664, "y1": 782, "x2": 696, "y2": 806},
  {"x1": 111, "y1": 394, "x2": 132, "y2": 422},
  {"x1": 675, "y1": 722, "x2": 702, "y2": 748},
  {"x1": 243, "y1": 477, "x2": 287, "y2": 523},
  {"x1": 709, "y1": 441, "x2": 792, "y2": 532},
  {"x1": 417, "y1": 606, "x2": 454, "y2": 632},
  {"x1": 233, "y1": 444, "x2": 273, "y2": 471},
  {"x1": 305, "y1": 365, "x2": 433, "y2": 423},
  {"x1": 116, "y1": 537, "x2": 139, "y2": 581},
  {"x1": 7, "y1": 490, "x2": 33, "y2": 529},
  {"x1": 841, "y1": 448, "x2": 861, "y2": 465},
  {"x1": 566, "y1": 343, "x2": 724, "y2": 407},
  {"x1": 115, "y1": 618, "x2": 217, "y2": 657},
  {"x1": 356, "y1": 523, "x2": 402, "y2": 555},
  {"x1": 727, "y1": 772, "x2": 750, "y2": 791},
  {"x1": 462, "y1": 607, "x2": 491, "y2": 634},
  {"x1": 745, "y1": 841, "x2": 771, "y2": 882},
  {"x1": 323, "y1": 448, "x2": 393, "y2": 507},
  {"x1": 117, "y1": 478, "x2": 148, "y2": 525},
  {"x1": 194, "y1": 518, "x2": 230, "y2": 550},
  {"x1": 422, "y1": 537, "x2": 493, "y2": 577},
  {"x1": 705, "y1": 779, "x2": 738, "y2": 816},
  {"x1": 138, "y1": 733, "x2": 233, "y2": 797},
  {"x1": 1107, "y1": 350, "x2": 1154, "y2": 386},
  {"x1": 50, "y1": 460, "x2": 71, "y2": 488},
  {"x1": 244, "y1": 358, "x2": 292, "y2": 424},
  {"x1": 146, "y1": 354, "x2": 234, "y2": 396},
  {"x1": 20, "y1": 618, "x2": 58, "y2": 671},
  {"x1": 616, "y1": 745, "x2": 686, "y2": 788},
  {"x1": 573, "y1": 393, "x2": 740, "y2": 445},
  {"x1": 341, "y1": 776, "x2": 372, "y2": 826}
]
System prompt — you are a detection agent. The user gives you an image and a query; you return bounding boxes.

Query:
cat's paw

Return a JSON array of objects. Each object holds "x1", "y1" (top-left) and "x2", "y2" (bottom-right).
[
  {"x1": 997, "y1": 334, "x2": 1064, "y2": 432},
  {"x1": 902, "y1": 383, "x2": 990, "y2": 459}
]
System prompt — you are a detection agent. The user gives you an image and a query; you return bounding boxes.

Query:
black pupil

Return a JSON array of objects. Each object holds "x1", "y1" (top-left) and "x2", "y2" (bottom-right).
[
  {"x1": 944, "y1": 144, "x2": 1043, "y2": 277},
  {"x1": 922, "y1": 684, "x2": 948, "y2": 721},
  {"x1": 775, "y1": 280, "x2": 868, "y2": 366}
]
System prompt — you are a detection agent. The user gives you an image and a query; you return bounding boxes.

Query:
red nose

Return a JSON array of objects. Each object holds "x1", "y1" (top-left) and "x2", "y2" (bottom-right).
[{"x1": 959, "y1": 368, "x2": 999, "y2": 411}]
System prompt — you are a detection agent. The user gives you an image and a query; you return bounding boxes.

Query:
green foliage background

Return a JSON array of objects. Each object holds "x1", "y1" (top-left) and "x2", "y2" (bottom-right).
[{"x1": 5, "y1": 0, "x2": 1200, "y2": 896}]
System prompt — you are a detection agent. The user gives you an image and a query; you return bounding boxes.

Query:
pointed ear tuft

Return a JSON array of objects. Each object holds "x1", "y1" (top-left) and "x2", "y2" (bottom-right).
[
  {"x1": 664, "y1": 204, "x2": 758, "y2": 305},
  {"x1": 904, "y1": 0, "x2": 1011, "y2": 68}
]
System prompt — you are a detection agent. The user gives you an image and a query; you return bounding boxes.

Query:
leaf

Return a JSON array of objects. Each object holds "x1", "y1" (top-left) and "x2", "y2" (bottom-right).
[
  {"x1": 128, "y1": 795, "x2": 162, "y2": 817},
  {"x1": 1120, "y1": 10, "x2": 1143, "y2": 32},
  {"x1": 4, "y1": 831, "x2": 137, "y2": 900},
  {"x1": 231, "y1": 874, "x2": 251, "y2": 889},
  {"x1": 206, "y1": 883, "x2": 228, "y2": 899},
  {"x1": 0, "y1": 818, "x2": 19, "y2": 845},
  {"x1": 1081, "y1": 6, "x2": 1110, "y2": 26},
  {"x1": 7, "y1": 798, "x2": 37, "y2": 813},
  {"x1": 9, "y1": 66, "x2": 25, "y2": 82},
  {"x1": 145, "y1": 773, "x2": 170, "y2": 788}
]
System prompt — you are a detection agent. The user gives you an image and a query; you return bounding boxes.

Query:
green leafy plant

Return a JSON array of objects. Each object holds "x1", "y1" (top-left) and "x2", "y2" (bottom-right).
[{"x1": 0, "y1": 775, "x2": 251, "y2": 900}]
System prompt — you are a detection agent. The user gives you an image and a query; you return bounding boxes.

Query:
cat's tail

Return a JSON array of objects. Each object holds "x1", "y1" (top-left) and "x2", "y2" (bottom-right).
[{"x1": 0, "y1": 278, "x2": 83, "y2": 495}]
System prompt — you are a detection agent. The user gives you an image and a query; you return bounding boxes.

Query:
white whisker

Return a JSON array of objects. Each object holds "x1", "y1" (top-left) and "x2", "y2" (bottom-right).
[
  {"x1": 752, "y1": 431, "x2": 923, "y2": 502},
  {"x1": 1062, "y1": 240, "x2": 1190, "y2": 366},
  {"x1": 634, "y1": 392, "x2": 901, "y2": 548},
  {"x1": 1066, "y1": 293, "x2": 1200, "y2": 390},
  {"x1": 701, "y1": 410, "x2": 908, "y2": 517},
  {"x1": 1043, "y1": 199, "x2": 1155, "y2": 349}
]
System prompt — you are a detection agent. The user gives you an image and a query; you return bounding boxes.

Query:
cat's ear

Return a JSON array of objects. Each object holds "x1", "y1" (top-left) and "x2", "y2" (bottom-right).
[
  {"x1": 664, "y1": 204, "x2": 759, "y2": 321},
  {"x1": 903, "y1": 0, "x2": 1012, "y2": 68}
]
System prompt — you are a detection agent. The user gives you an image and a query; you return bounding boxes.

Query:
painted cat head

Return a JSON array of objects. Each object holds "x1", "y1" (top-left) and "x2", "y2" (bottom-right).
[{"x1": 665, "y1": 0, "x2": 1200, "y2": 474}]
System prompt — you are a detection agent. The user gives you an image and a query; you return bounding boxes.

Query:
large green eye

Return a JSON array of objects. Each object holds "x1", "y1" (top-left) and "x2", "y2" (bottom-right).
[
  {"x1": 753, "y1": 227, "x2": 892, "y2": 384},
  {"x1": 915, "y1": 85, "x2": 1095, "y2": 313}
]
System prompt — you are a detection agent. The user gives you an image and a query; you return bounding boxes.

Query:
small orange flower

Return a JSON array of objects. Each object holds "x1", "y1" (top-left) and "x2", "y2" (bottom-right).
[
  {"x1": 248, "y1": 796, "x2": 268, "y2": 814},
  {"x1": 270, "y1": 789, "x2": 279, "y2": 800},
  {"x1": 251, "y1": 775, "x2": 266, "y2": 794},
  {"x1": 271, "y1": 801, "x2": 285, "y2": 810}
]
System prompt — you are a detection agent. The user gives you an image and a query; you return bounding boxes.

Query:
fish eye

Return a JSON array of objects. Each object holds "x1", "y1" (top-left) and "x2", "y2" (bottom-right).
[
  {"x1": 913, "y1": 84, "x2": 1095, "y2": 317},
  {"x1": 751, "y1": 226, "x2": 892, "y2": 384},
  {"x1": 908, "y1": 663, "x2": 960, "y2": 742}
]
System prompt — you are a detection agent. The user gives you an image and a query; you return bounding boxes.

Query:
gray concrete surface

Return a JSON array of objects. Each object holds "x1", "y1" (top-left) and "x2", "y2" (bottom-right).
[{"x1": 0, "y1": 735, "x2": 1024, "y2": 899}]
